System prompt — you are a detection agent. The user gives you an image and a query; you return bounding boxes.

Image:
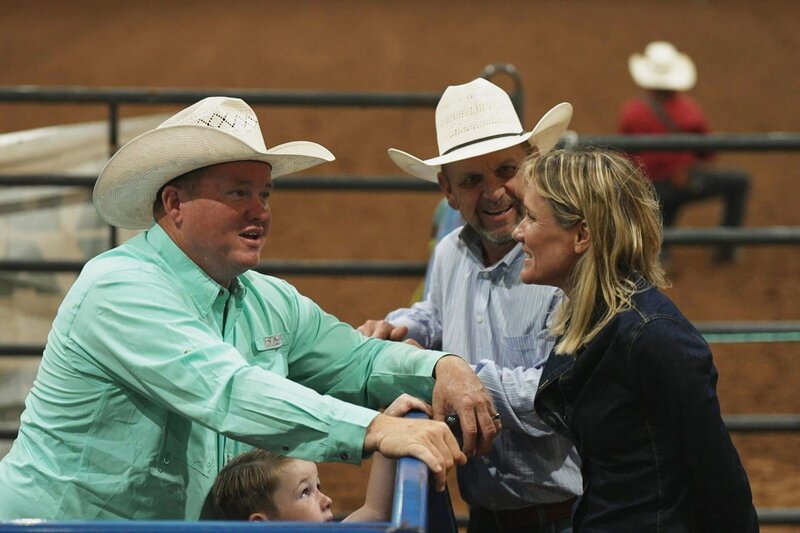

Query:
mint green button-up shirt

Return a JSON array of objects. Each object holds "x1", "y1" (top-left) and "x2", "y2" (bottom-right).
[{"x1": 0, "y1": 225, "x2": 442, "y2": 520}]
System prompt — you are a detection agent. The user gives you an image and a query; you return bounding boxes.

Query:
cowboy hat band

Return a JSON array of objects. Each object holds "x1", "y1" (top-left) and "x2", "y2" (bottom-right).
[
  {"x1": 441, "y1": 131, "x2": 524, "y2": 156},
  {"x1": 93, "y1": 96, "x2": 335, "y2": 230},
  {"x1": 629, "y1": 41, "x2": 697, "y2": 92},
  {"x1": 387, "y1": 78, "x2": 573, "y2": 182}
]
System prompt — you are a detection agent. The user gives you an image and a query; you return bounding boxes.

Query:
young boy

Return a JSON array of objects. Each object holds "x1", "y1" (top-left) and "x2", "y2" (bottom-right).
[{"x1": 210, "y1": 394, "x2": 432, "y2": 522}]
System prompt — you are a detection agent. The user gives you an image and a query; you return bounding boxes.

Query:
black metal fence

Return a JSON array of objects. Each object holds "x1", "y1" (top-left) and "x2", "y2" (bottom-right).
[{"x1": 1, "y1": 69, "x2": 799, "y2": 525}]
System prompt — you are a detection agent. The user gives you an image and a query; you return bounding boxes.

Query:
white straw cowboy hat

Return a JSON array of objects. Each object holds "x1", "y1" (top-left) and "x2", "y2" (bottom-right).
[
  {"x1": 94, "y1": 96, "x2": 335, "y2": 229},
  {"x1": 388, "y1": 78, "x2": 573, "y2": 182},
  {"x1": 629, "y1": 41, "x2": 697, "y2": 92}
]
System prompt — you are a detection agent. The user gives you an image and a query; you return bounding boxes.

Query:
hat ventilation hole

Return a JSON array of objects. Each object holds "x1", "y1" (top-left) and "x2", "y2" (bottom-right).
[{"x1": 194, "y1": 111, "x2": 260, "y2": 138}]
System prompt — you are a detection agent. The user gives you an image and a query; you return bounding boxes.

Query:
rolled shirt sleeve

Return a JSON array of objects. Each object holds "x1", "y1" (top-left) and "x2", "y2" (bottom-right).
[{"x1": 386, "y1": 298, "x2": 443, "y2": 350}]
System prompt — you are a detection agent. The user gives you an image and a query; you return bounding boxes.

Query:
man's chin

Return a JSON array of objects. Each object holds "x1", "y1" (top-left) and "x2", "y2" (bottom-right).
[
  {"x1": 231, "y1": 255, "x2": 262, "y2": 275},
  {"x1": 477, "y1": 217, "x2": 520, "y2": 243},
  {"x1": 479, "y1": 229, "x2": 516, "y2": 246}
]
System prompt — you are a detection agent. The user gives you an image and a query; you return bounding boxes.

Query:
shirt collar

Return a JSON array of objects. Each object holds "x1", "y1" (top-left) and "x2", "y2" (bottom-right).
[{"x1": 144, "y1": 224, "x2": 245, "y2": 315}]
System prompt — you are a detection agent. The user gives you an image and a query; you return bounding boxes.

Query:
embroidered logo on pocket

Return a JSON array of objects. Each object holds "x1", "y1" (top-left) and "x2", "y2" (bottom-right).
[{"x1": 261, "y1": 334, "x2": 283, "y2": 350}]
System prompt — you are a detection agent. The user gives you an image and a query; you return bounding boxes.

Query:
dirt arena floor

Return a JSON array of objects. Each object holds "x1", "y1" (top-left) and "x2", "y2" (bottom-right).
[{"x1": 1, "y1": 1, "x2": 799, "y2": 529}]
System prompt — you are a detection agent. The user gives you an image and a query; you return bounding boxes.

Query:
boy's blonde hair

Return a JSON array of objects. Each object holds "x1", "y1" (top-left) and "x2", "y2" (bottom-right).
[{"x1": 211, "y1": 449, "x2": 294, "y2": 520}]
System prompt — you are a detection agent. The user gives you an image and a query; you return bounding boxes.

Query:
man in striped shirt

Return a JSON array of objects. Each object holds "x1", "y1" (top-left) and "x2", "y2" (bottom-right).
[{"x1": 359, "y1": 79, "x2": 582, "y2": 533}]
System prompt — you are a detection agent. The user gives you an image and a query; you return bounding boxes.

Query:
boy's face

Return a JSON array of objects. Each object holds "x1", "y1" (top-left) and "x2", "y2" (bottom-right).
[{"x1": 261, "y1": 459, "x2": 334, "y2": 522}]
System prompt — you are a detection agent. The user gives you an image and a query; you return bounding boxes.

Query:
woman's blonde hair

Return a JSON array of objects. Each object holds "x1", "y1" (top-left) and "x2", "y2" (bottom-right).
[{"x1": 520, "y1": 148, "x2": 667, "y2": 354}]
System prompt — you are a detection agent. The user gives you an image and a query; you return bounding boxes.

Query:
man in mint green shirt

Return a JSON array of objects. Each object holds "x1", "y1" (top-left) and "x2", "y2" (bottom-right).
[{"x1": 0, "y1": 97, "x2": 499, "y2": 520}]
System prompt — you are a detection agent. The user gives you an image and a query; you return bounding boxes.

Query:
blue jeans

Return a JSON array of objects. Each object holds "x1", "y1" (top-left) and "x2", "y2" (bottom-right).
[{"x1": 655, "y1": 166, "x2": 750, "y2": 262}]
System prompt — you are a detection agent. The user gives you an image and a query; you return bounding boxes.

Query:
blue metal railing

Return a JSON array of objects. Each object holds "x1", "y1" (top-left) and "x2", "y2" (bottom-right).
[{"x1": 0, "y1": 522, "x2": 391, "y2": 532}]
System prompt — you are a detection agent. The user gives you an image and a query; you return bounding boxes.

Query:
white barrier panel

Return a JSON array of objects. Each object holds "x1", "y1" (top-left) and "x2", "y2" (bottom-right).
[{"x1": 0, "y1": 114, "x2": 168, "y2": 430}]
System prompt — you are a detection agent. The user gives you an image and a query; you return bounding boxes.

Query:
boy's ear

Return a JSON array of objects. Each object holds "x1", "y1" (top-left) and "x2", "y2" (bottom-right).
[
  {"x1": 574, "y1": 220, "x2": 590, "y2": 255},
  {"x1": 249, "y1": 512, "x2": 269, "y2": 521}
]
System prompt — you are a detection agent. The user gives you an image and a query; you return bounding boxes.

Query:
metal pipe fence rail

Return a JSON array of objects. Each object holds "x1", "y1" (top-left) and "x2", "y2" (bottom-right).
[
  {"x1": 2, "y1": 413, "x2": 799, "y2": 442},
  {"x1": 0, "y1": 61, "x2": 524, "y2": 154},
  {"x1": 2, "y1": 81, "x2": 800, "y2": 527},
  {"x1": 0, "y1": 68, "x2": 524, "y2": 112},
  {"x1": 2, "y1": 323, "x2": 799, "y2": 359},
  {"x1": 577, "y1": 132, "x2": 800, "y2": 151},
  {"x1": 2, "y1": 224, "x2": 800, "y2": 277}
]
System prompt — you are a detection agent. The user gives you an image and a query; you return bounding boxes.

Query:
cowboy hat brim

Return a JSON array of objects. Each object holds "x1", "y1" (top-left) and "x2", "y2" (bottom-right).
[
  {"x1": 93, "y1": 124, "x2": 334, "y2": 229},
  {"x1": 388, "y1": 102, "x2": 573, "y2": 183},
  {"x1": 629, "y1": 53, "x2": 696, "y2": 91}
]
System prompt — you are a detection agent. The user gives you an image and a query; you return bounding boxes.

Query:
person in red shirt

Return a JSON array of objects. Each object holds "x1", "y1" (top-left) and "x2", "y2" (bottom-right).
[{"x1": 618, "y1": 41, "x2": 749, "y2": 263}]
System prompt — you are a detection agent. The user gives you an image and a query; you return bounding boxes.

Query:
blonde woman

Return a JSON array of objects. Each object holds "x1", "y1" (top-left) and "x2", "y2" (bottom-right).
[{"x1": 512, "y1": 148, "x2": 757, "y2": 532}]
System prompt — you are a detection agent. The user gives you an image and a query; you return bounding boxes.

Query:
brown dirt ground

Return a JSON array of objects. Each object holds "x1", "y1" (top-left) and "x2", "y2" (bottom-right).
[{"x1": 1, "y1": 1, "x2": 799, "y2": 529}]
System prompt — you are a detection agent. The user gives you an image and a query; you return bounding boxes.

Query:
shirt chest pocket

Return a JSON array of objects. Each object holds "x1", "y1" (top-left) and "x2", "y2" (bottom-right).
[
  {"x1": 249, "y1": 333, "x2": 290, "y2": 377},
  {"x1": 158, "y1": 412, "x2": 216, "y2": 479}
]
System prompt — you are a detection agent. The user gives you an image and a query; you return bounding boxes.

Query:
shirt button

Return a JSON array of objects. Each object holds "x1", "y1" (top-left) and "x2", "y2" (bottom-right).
[
  {"x1": 162, "y1": 453, "x2": 171, "y2": 465},
  {"x1": 340, "y1": 452, "x2": 350, "y2": 461},
  {"x1": 476, "y1": 315, "x2": 483, "y2": 323},
  {"x1": 282, "y1": 446, "x2": 290, "y2": 452},
  {"x1": 480, "y1": 272, "x2": 490, "y2": 279}
]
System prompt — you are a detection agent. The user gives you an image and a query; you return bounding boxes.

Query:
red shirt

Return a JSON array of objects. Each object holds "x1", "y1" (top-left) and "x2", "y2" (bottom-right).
[{"x1": 617, "y1": 93, "x2": 712, "y2": 182}]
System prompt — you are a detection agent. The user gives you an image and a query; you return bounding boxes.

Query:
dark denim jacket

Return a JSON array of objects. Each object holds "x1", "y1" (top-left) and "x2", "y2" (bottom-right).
[{"x1": 535, "y1": 284, "x2": 758, "y2": 532}]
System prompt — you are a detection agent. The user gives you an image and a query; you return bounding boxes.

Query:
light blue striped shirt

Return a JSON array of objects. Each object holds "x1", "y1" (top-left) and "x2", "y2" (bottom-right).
[{"x1": 388, "y1": 226, "x2": 582, "y2": 509}]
